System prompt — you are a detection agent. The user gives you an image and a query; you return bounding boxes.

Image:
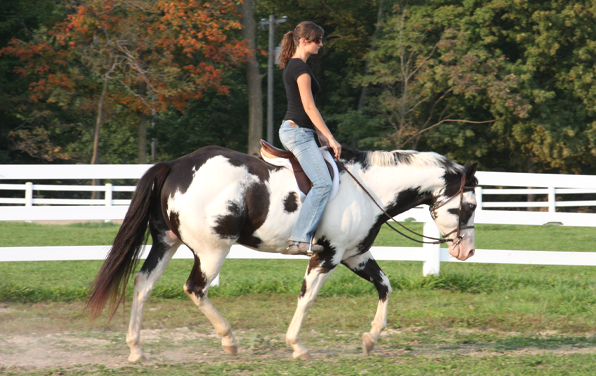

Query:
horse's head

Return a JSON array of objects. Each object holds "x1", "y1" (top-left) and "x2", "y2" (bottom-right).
[{"x1": 430, "y1": 162, "x2": 478, "y2": 261}]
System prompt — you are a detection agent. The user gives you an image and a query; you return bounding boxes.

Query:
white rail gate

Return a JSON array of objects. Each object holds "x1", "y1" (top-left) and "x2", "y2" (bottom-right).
[{"x1": 2, "y1": 164, "x2": 596, "y2": 279}]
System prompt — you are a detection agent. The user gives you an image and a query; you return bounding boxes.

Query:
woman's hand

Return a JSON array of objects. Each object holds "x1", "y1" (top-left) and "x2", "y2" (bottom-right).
[
  {"x1": 316, "y1": 129, "x2": 340, "y2": 159},
  {"x1": 328, "y1": 137, "x2": 342, "y2": 159}
]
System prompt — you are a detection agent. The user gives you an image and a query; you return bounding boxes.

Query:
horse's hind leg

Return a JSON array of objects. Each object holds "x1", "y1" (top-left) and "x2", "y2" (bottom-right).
[
  {"x1": 342, "y1": 251, "x2": 392, "y2": 355},
  {"x1": 184, "y1": 246, "x2": 237, "y2": 355},
  {"x1": 127, "y1": 229, "x2": 181, "y2": 362}
]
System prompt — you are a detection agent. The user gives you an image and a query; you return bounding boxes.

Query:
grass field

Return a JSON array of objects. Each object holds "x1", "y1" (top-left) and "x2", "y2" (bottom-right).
[
  {"x1": 2, "y1": 220, "x2": 596, "y2": 251},
  {"x1": 1, "y1": 222, "x2": 596, "y2": 374}
]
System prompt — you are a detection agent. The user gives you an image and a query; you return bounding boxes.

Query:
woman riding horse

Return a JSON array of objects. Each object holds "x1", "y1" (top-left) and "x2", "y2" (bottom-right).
[{"x1": 278, "y1": 21, "x2": 342, "y2": 255}]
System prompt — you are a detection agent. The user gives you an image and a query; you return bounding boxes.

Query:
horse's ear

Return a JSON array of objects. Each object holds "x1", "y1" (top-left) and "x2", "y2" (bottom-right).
[{"x1": 465, "y1": 162, "x2": 478, "y2": 181}]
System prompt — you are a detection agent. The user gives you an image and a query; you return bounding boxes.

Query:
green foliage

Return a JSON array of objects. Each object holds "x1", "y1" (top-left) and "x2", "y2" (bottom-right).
[
  {"x1": 421, "y1": 0, "x2": 596, "y2": 173},
  {"x1": 336, "y1": 2, "x2": 525, "y2": 152},
  {"x1": 1, "y1": 0, "x2": 596, "y2": 174},
  {"x1": 150, "y1": 70, "x2": 249, "y2": 158}
]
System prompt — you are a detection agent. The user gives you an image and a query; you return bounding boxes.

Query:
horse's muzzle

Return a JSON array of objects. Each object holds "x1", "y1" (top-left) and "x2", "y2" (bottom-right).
[{"x1": 448, "y1": 233, "x2": 475, "y2": 261}]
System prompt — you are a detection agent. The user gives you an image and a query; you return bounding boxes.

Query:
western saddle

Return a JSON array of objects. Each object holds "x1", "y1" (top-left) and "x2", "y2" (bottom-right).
[{"x1": 260, "y1": 139, "x2": 334, "y2": 195}]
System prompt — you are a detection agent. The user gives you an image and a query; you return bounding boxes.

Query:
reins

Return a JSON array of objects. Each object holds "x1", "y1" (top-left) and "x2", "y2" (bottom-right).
[{"x1": 335, "y1": 159, "x2": 474, "y2": 245}]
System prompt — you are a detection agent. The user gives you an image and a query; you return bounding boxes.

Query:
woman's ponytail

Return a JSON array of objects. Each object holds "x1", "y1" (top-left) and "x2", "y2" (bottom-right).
[
  {"x1": 279, "y1": 31, "x2": 296, "y2": 68},
  {"x1": 279, "y1": 22, "x2": 324, "y2": 69}
]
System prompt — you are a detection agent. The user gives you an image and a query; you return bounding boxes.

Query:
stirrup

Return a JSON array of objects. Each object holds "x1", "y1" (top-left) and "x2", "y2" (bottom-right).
[{"x1": 286, "y1": 241, "x2": 324, "y2": 256}]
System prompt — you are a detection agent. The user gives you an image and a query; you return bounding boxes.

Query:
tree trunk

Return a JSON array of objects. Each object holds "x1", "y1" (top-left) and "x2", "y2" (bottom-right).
[
  {"x1": 91, "y1": 69, "x2": 109, "y2": 199},
  {"x1": 91, "y1": 73, "x2": 109, "y2": 165},
  {"x1": 137, "y1": 81, "x2": 148, "y2": 164},
  {"x1": 138, "y1": 113, "x2": 147, "y2": 164},
  {"x1": 241, "y1": 0, "x2": 264, "y2": 155}
]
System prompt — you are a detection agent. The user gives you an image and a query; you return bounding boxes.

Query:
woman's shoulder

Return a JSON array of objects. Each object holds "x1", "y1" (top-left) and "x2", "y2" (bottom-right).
[
  {"x1": 289, "y1": 57, "x2": 306, "y2": 64},
  {"x1": 286, "y1": 58, "x2": 311, "y2": 73}
]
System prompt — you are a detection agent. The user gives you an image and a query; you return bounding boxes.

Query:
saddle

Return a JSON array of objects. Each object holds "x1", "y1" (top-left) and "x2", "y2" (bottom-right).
[{"x1": 260, "y1": 140, "x2": 337, "y2": 198}]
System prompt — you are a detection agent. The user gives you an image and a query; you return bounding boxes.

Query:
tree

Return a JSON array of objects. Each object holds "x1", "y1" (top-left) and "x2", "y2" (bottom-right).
[
  {"x1": 0, "y1": 0, "x2": 71, "y2": 163},
  {"x1": 416, "y1": 0, "x2": 596, "y2": 173},
  {"x1": 241, "y1": 0, "x2": 265, "y2": 155},
  {"x1": 255, "y1": 0, "x2": 382, "y2": 148},
  {"x1": 1, "y1": 0, "x2": 249, "y2": 164},
  {"x1": 337, "y1": 5, "x2": 528, "y2": 151}
]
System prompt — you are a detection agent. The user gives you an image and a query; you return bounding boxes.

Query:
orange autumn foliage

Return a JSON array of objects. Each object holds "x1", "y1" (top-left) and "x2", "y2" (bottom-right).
[{"x1": 1, "y1": 0, "x2": 250, "y2": 113}]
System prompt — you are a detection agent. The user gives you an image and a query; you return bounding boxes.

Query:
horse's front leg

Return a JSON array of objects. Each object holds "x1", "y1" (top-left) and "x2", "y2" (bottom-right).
[
  {"x1": 286, "y1": 250, "x2": 340, "y2": 360},
  {"x1": 342, "y1": 251, "x2": 392, "y2": 355}
]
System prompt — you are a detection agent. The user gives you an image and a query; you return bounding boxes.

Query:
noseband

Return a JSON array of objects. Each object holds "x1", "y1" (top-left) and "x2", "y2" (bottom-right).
[
  {"x1": 429, "y1": 173, "x2": 476, "y2": 246},
  {"x1": 337, "y1": 160, "x2": 475, "y2": 246}
]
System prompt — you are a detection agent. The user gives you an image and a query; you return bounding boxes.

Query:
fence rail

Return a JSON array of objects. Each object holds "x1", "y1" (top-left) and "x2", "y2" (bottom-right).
[{"x1": 1, "y1": 164, "x2": 596, "y2": 277}]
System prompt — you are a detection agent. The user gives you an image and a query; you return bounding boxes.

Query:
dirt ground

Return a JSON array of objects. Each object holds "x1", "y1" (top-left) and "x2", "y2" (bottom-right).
[{"x1": 2, "y1": 303, "x2": 596, "y2": 370}]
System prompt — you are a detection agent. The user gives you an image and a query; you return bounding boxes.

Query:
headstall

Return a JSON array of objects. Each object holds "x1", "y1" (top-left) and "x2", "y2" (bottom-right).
[{"x1": 337, "y1": 160, "x2": 475, "y2": 246}]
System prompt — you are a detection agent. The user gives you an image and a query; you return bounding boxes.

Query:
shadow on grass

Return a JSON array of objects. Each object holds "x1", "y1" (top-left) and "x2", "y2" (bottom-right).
[{"x1": 494, "y1": 335, "x2": 596, "y2": 351}]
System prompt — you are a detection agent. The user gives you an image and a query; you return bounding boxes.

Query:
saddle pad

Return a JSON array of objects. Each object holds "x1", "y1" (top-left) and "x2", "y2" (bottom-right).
[{"x1": 262, "y1": 147, "x2": 339, "y2": 203}]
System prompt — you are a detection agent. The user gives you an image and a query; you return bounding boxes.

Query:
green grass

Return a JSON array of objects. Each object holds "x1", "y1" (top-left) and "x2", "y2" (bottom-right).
[
  {"x1": 2, "y1": 220, "x2": 596, "y2": 252},
  {"x1": 2, "y1": 222, "x2": 596, "y2": 374},
  {"x1": 4, "y1": 354, "x2": 596, "y2": 375},
  {"x1": 0, "y1": 221, "x2": 123, "y2": 247},
  {"x1": 1, "y1": 222, "x2": 596, "y2": 304}
]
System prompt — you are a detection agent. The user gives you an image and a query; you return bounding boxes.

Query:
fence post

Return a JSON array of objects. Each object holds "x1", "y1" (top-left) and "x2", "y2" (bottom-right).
[
  {"x1": 25, "y1": 182, "x2": 33, "y2": 223},
  {"x1": 104, "y1": 183, "x2": 113, "y2": 223},
  {"x1": 475, "y1": 186, "x2": 483, "y2": 210},
  {"x1": 548, "y1": 186, "x2": 556, "y2": 212},
  {"x1": 25, "y1": 182, "x2": 33, "y2": 206},
  {"x1": 422, "y1": 220, "x2": 441, "y2": 276}
]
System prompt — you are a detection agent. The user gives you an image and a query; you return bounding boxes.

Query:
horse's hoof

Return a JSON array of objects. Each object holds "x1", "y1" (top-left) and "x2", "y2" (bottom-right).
[
  {"x1": 362, "y1": 333, "x2": 375, "y2": 355},
  {"x1": 223, "y1": 345, "x2": 238, "y2": 355}
]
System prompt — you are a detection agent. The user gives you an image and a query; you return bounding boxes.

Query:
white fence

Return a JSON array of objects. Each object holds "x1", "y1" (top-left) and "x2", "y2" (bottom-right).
[{"x1": 2, "y1": 164, "x2": 596, "y2": 278}]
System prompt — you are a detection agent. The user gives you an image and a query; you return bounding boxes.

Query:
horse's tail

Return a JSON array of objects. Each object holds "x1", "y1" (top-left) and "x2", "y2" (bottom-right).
[{"x1": 85, "y1": 162, "x2": 171, "y2": 320}]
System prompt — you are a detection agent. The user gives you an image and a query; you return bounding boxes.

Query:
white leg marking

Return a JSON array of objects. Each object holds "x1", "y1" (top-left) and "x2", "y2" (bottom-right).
[
  {"x1": 286, "y1": 263, "x2": 335, "y2": 359},
  {"x1": 363, "y1": 278, "x2": 392, "y2": 355},
  {"x1": 126, "y1": 244, "x2": 179, "y2": 362},
  {"x1": 342, "y1": 252, "x2": 392, "y2": 355}
]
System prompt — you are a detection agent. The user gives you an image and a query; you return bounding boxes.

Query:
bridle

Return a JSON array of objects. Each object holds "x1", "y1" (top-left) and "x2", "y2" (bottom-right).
[
  {"x1": 428, "y1": 173, "x2": 476, "y2": 247},
  {"x1": 337, "y1": 160, "x2": 475, "y2": 246}
]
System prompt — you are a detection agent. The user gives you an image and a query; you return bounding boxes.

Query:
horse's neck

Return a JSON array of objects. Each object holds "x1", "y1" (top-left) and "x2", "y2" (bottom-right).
[{"x1": 349, "y1": 163, "x2": 446, "y2": 215}]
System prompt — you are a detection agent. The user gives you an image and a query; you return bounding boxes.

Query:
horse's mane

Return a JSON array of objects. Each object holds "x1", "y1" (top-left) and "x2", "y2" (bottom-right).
[{"x1": 341, "y1": 147, "x2": 462, "y2": 174}]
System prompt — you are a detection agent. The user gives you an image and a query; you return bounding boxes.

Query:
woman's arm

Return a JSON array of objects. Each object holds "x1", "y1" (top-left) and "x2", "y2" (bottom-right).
[{"x1": 296, "y1": 73, "x2": 341, "y2": 159}]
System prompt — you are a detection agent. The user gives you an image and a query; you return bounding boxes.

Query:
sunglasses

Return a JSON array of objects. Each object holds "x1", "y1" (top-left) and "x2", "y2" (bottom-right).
[{"x1": 310, "y1": 38, "x2": 323, "y2": 45}]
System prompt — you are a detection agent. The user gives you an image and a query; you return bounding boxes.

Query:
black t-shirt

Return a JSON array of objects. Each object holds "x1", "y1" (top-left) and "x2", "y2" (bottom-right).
[{"x1": 282, "y1": 58, "x2": 320, "y2": 129}]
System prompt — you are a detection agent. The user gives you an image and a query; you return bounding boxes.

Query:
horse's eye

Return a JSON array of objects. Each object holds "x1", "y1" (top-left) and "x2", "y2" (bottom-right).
[{"x1": 468, "y1": 203, "x2": 476, "y2": 211}]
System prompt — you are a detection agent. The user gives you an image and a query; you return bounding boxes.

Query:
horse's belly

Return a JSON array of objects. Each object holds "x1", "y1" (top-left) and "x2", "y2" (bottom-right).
[{"x1": 248, "y1": 169, "x2": 301, "y2": 252}]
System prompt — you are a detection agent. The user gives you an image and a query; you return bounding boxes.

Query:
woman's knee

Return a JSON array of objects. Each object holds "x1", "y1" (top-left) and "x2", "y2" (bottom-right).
[{"x1": 313, "y1": 178, "x2": 332, "y2": 196}]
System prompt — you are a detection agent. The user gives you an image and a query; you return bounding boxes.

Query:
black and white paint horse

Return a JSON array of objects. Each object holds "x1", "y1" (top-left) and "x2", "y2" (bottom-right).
[{"x1": 86, "y1": 145, "x2": 478, "y2": 361}]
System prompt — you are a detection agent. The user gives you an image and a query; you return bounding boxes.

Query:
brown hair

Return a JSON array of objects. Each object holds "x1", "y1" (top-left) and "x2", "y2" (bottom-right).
[{"x1": 279, "y1": 21, "x2": 324, "y2": 68}]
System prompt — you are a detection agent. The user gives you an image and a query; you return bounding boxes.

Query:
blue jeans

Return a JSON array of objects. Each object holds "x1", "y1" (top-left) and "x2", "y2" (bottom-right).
[{"x1": 279, "y1": 120, "x2": 332, "y2": 244}]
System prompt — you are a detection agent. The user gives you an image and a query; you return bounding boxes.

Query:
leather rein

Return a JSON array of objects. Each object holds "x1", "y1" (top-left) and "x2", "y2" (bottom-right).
[{"x1": 336, "y1": 160, "x2": 475, "y2": 246}]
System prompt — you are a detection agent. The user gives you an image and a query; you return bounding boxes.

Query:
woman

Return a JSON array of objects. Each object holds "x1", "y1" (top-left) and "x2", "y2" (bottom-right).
[{"x1": 278, "y1": 21, "x2": 342, "y2": 255}]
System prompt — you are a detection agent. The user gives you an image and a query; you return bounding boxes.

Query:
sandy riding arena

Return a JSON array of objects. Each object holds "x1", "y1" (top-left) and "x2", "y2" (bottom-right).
[{"x1": 2, "y1": 298, "x2": 596, "y2": 375}]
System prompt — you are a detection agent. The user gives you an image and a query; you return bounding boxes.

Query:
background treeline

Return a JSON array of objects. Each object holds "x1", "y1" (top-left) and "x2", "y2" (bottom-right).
[{"x1": 1, "y1": 0, "x2": 595, "y2": 174}]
